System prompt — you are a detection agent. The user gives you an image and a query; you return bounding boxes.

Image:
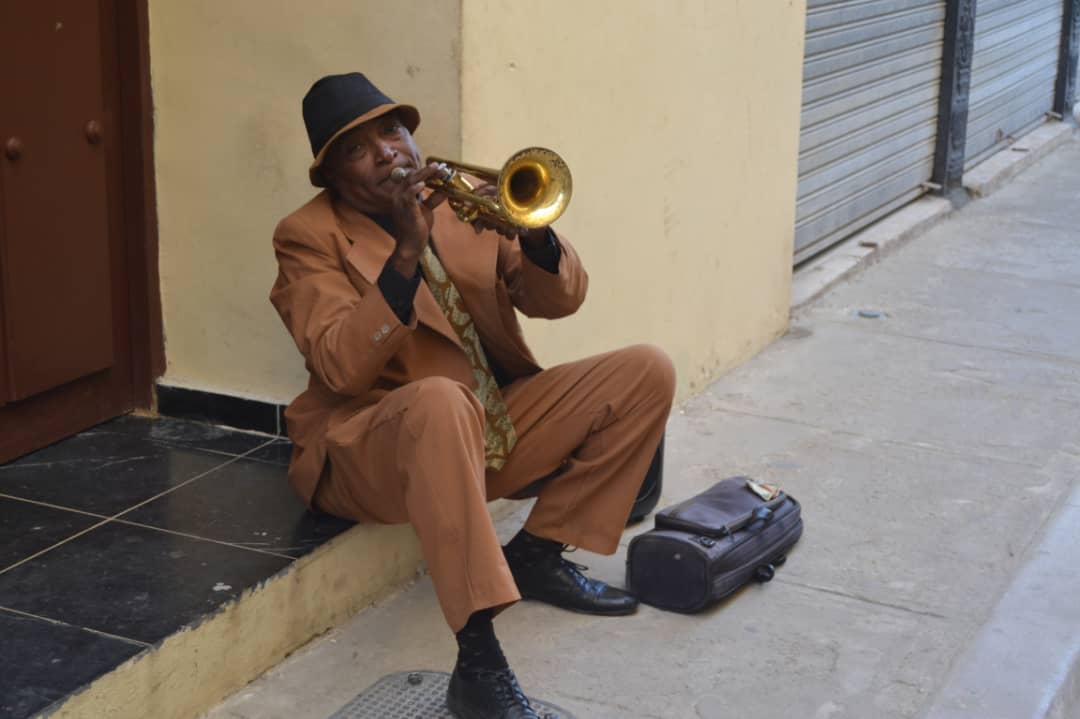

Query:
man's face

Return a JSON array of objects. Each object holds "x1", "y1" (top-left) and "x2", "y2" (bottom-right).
[{"x1": 322, "y1": 111, "x2": 422, "y2": 214}]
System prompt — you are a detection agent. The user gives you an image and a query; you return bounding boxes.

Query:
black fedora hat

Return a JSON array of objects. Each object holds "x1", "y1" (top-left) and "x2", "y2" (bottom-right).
[{"x1": 303, "y1": 72, "x2": 420, "y2": 187}]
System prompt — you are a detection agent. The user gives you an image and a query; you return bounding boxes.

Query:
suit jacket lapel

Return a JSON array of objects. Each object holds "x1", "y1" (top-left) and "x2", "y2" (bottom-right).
[
  {"x1": 334, "y1": 201, "x2": 463, "y2": 351},
  {"x1": 412, "y1": 278, "x2": 463, "y2": 350}
]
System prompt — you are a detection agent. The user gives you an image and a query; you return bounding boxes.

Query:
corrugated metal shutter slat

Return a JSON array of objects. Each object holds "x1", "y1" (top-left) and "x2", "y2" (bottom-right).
[
  {"x1": 800, "y1": 137, "x2": 937, "y2": 223},
  {"x1": 806, "y1": 0, "x2": 940, "y2": 35},
  {"x1": 800, "y1": 121, "x2": 939, "y2": 201},
  {"x1": 798, "y1": 167, "x2": 930, "y2": 250},
  {"x1": 803, "y1": 40, "x2": 943, "y2": 106},
  {"x1": 804, "y1": 24, "x2": 942, "y2": 78},
  {"x1": 964, "y1": 0, "x2": 1064, "y2": 168},
  {"x1": 800, "y1": 83, "x2": 940, "y2": 153},
  {"x1": 799, "y1": 100, "x2": 938, "y2": 176},
  {"x1": 795, "y1": 0, "x2": 946, "y2": 263},
  {"x1": 805, "y1": 5, "x2": 944, "y2": 55}
]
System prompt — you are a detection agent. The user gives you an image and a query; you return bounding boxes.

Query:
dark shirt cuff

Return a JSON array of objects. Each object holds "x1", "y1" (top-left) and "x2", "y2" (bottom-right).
[
  {"x1": 377, "y1": 259, "x2": 422, "y2": 325},
  {"x1": 520, "y1": 228, "x2": 561, "y2": 274}
]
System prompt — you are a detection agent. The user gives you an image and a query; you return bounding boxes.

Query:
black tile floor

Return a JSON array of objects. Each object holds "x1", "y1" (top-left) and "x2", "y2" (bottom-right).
[{"x1": 0, "y1": 414, "x2": 354, "y2": 719}]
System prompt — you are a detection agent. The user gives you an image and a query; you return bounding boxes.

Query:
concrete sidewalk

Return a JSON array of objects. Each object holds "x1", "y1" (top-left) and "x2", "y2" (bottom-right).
[{"x1": 204, "y1": 141, "x2": 1080, "y2": 719}]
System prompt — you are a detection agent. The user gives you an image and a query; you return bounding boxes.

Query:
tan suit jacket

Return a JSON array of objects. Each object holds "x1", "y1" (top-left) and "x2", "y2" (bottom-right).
[{"x1": 269, "y1": 191, "x2": 589, "y2": 505}]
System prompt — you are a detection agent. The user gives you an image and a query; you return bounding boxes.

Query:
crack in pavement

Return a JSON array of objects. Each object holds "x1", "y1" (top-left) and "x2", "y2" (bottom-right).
[
  {"x1": 776, "y1": 579, "x2": 950, "y2": 620},
  {"x1": 689, "y1": 405, "x2": 1048, "y2": 470},
  {"x1": 813, "y1": 318, "x2": 1080, "y2": 370},
  {"x1": 548, "y1": 690, "x2": 668, "y2": 719},
  {"x1": 887, "y1": 258, "x2": 1080, "y2": 291}
]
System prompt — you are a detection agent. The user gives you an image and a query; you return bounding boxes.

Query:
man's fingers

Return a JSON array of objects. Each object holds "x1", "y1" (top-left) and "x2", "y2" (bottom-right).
[
  {"x1": 405, "y1": 162, "x2": 444, "y2": 186},
  {"x1": 422, "y1": 191, "x2": 448, "y2": 210},
  {"x1": 472, "y1": 218, "x2": 518, "y2": 239},
  {"x1": 472, "y1": 217, "x2": 499, "y2": 234}
]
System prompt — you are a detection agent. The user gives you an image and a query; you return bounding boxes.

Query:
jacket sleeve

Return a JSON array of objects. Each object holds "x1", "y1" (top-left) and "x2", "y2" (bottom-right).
[
  {"x1": 269, "y1": 215, "x2": 416, "y2": 397},
  {"x1": 497, "y1": 229, "x2": 588, "y2": 319}
]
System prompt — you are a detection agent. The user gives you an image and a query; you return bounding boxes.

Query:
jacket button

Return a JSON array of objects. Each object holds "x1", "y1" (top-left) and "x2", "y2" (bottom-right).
[{"x1": 380, "y1": 324, "x2": 391, "y2": 334}]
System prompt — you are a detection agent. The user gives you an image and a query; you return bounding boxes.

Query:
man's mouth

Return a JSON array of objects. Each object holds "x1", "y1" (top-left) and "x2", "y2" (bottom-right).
[{"x1": 383, "y1": 164, "x2": 415, "y2": 184}]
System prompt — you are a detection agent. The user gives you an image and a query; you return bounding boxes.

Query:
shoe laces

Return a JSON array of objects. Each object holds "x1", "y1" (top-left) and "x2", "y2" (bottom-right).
[
  {"x1": 558, "y1": 546, "x2": 592, "y2": 589},
  {"x1": 475, "y1": 668, "x2": 536, "y2": 713},
  {"x1": 507, "y1": 539, "x2": 594, "y2": 591}
]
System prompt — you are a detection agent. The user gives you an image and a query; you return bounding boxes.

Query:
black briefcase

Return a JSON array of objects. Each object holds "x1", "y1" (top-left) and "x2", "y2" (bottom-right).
[{"x1": 626, "y1": 477, "x2": 802, "y2": 613}]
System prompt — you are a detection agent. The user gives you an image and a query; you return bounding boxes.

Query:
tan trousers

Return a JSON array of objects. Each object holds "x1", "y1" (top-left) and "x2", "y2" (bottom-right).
[{"x1": 314, "y1": 344, "x2": 676, "y2": 632}]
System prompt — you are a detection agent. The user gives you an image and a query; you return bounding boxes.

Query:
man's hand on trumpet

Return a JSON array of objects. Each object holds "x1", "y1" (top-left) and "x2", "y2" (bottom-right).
[
  {"x1": 386, "y1": 162, "x2": 447, "y2": 277},
  {"x1": 469, "y1": 183, "x2": 550, "y2": 250}
]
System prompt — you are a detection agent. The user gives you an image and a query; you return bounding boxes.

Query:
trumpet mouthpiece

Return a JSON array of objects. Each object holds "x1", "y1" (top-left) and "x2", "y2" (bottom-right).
[{"x1": 390, "y1": 167, "x2": 410, "y2": 182}]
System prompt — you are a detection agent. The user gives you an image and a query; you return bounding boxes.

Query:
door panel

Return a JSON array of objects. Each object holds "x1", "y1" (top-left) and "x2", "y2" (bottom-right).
[
  {"x1": 1, "y1": 2, "x2": 114, "y2": 402},
  {"x1": 0, "y1": 0, "x2": 141, "y2": 462}
]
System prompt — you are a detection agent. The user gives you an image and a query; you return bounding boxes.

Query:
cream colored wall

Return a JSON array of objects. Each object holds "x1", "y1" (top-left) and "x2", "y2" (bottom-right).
[
  {"x1": 149, "y1": 0, "x2": 462, "y2": 402},
  {"x1": 461, "y1": 0, "x2": 806, "y2": 399},
  {"x1": 151, "y1": 0, "x2": 806, "y2": 406}
]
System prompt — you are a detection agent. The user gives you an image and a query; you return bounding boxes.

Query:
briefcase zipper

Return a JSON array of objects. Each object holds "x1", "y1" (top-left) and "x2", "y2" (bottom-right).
[
  {"x1": 680, "y1": 510, "x2": 802, "y2": 574},
  {"x1": 711, "y1": 517, "x2": 804, "y2": 594},
  {"x1": 721, "y1": 511, "x2": 802, "y2": 559},
  {"x1": 657, "y1": 493, "x2": 792, "y2": 538}
]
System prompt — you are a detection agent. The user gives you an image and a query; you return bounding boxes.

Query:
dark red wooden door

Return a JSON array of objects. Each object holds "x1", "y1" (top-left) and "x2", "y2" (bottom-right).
[{"x1": 0, "y1": 0, "x2": 137, "y2": 462}]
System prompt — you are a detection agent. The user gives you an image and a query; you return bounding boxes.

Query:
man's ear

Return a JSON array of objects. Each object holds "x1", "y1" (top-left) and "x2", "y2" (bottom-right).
[{"x1": 320, "y1": 154, "x2": 338, "y2": 189}]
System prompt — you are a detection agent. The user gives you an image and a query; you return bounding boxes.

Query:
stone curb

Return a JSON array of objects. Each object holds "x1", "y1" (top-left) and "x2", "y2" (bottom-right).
[
  {"x1": 963, "y1": 121, "x2": 1078, "y2": 199},
  {"x1": 921, "y1": 487, "x2": 1080, "y2": 719},
  {"x1": 790, "y1": 196, "x2": 953, "y2": 311}
]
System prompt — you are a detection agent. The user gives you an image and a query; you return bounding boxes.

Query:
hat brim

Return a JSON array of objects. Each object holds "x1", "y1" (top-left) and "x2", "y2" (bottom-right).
[{"x1": 308, "y1": 102, "x2": 421, "y2": 187}]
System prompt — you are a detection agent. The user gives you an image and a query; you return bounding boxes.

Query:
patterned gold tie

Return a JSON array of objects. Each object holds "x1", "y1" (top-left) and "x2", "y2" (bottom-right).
[{"x1": 419, "y1": 244, "x2": 517, "y2": 470}]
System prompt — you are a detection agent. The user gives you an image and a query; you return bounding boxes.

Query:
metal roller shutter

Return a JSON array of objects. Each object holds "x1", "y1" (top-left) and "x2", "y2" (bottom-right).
[
  {"x1": 965, "y1": 0, "x2": 1064, "y2": 169},
  {"x1": 795, "y1": 0, "x2": 946, "y2": 264}
]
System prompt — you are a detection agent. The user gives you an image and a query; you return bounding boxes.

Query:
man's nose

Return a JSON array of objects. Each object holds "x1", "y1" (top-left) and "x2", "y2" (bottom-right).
[{"x1": 374, "y1": 140, "x2": 396, "y2": 163}]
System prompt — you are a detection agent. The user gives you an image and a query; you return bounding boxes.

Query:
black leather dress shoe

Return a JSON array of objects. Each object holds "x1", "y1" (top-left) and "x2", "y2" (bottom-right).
[
  {"x1": 505, "y1": 546, "x2": 639, "y2": 616},
  {"x1": 447, "y1": 667, "x2": 539, "y2": 719}
]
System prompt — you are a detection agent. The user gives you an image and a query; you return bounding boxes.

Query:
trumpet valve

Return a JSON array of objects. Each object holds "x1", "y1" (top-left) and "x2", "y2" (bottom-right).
[{"x1": 435, "y1": 162, "x2": 455, "y2": 182}]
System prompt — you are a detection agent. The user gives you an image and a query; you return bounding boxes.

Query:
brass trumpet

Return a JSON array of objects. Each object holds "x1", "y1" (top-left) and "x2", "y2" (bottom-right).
[{"x1": 391, "y1": 147, "x2": 572, "y2": 229}]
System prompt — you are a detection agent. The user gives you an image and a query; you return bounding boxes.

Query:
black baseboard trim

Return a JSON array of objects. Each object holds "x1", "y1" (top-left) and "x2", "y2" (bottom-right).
[{"x1": 155, "y1": 384, "x2": 286, "y2": 436}]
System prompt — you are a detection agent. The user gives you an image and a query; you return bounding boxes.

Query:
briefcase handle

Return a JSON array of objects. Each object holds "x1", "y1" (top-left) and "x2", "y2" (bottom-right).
[{"x1": 656, "y1": 495, "x2": 786, "y2": 538}]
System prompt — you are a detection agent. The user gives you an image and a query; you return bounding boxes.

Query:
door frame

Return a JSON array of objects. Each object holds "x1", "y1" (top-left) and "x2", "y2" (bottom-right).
[{"x1": 112, "y1": 0, "x2": 163, "y2": 408}]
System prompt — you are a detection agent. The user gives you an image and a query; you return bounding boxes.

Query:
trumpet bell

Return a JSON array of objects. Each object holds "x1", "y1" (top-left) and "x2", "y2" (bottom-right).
[{"x1": 498, "y1": 147, "x2": 572, "y2": 229}]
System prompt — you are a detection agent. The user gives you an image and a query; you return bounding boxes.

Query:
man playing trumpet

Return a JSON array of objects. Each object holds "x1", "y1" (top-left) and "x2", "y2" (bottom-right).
[{"x1": 270, "y1": 72, "x2": 675, "y2": 719}]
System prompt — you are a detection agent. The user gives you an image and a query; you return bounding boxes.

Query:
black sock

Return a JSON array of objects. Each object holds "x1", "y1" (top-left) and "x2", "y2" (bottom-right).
[
  {"x1": 504, "y1": 530, "x2": 563, "y2": 565},
  {"x1": 455, "y1": 609, "x2": 509, "y2": 677}
]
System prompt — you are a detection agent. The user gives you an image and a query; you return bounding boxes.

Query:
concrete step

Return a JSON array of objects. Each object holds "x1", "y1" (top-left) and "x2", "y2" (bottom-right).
[
  {"x1": 38, "y1": 486, "x2": 540, "y2": 719},
  {"x1": 42, "y1": 520, "x2": 424, "y2": 719}
]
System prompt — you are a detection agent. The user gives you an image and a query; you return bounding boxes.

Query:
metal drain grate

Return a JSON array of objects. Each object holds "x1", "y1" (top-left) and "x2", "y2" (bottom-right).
[{"x1": 329, "y1": 671, "x2": 575, "y2": 719}]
